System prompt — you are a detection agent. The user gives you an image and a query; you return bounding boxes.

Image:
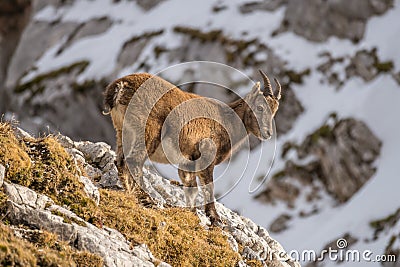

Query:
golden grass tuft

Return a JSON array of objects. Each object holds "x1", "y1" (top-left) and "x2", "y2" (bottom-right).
[
  {"x1": 100, "y1": 189, "x2": 240, "y2": 266},
  {"x1": 0, "y1": 122, "x2": 99, "y2": 224},
  {"x1": 0, "y1": 223, "x2": 103, "y2": 267}
]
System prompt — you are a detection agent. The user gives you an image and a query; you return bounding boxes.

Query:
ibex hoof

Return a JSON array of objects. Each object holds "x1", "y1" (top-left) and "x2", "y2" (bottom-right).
[
  {"x1": 209, "y1": 215, "x2": 223, "y2": 227},
  {"x1": 115, "y1": 156, "x2": 124, "y2": 168}
]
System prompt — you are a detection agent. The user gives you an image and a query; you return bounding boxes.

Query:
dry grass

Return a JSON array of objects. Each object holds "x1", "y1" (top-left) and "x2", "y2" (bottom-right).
[
  {"x1": 0, "y1": 122, "x2": 100, "y2": 224},
  {"x1": 0, "y1": 222, "x2": 103, "y2": 267},
  {"x1": 100, "y1": 189, "x2": 240, "y2": 266},
  {"x1": 0, "y1": 121, "x2": 242, "y2": 266}
]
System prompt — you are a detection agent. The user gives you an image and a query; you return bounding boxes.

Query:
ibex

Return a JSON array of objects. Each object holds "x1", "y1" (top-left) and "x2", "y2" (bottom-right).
[{"x1": 104, "y1": 71, "x2": 281, "y2": 224}]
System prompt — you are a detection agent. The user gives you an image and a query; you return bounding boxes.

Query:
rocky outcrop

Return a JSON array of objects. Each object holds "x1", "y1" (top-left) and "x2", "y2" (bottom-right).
[
  {"x1": 317, "y1": 48, "x2": 397, "y2": 89},
  {"x1": 0, "y1": 128, "x2": 299, "y2": 267},
  {"x1": 2, "y1": 0, "x2": 115, "y2": 144},
  {"x1": 3, "y1": 182, "x2": 164, "y2": 267},
  {"x1": 274, "y1": 85, "x2": 304, "y2": 135},
  {"x1": 0, "y1": 0, "x2": 32, "y2": 114},
  {"x1": 370, "y1": 208, "x2": 400, "y2": 265},
  {"x1": 116, "y1": 30, "x2": 164, "y2": 74},
  {"x1": 305, "y1": 233, "x2": 359, "y2": 267},
  {"x1": 345, "y1": 48, "x2": 395, "y2": 82},
  {"x1": 258, "y1": 117, "x2": 381, "y2": 206},
  {"x1": 273, "y1": 0, "x2": 393, "y2": 42},
  {"x1": 9, "y1": 66, "x2": 114, "y2": 143},
  {"x1": 239, "y1": 0, "x2": 288, "y2": 14},
  {"x1": 257, "y1": 117, "x2": 381, "y2": 236},
  {"x1": 297, "y1": 118, "x2": 381, "y2": 202}
]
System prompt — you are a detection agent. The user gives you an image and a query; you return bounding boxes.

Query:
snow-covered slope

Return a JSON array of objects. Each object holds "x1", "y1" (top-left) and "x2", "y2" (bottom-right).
[{"x1": 2, "y1": 0, "x2": 400, "y2": 266}]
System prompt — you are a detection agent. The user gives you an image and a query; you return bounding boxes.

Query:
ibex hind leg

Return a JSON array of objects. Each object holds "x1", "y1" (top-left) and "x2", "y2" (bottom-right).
[
  {"x1": 178, "y1": 168, "x2": 198, "y2": 211},
  {"x1": 115, "y1": 129, "x2": 125, "y2": 173}
]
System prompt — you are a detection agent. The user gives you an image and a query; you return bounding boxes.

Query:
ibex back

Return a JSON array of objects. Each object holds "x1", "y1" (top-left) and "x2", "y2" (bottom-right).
[{"x1": 104, "y1": 71, "x2": 281, "y2": 224}]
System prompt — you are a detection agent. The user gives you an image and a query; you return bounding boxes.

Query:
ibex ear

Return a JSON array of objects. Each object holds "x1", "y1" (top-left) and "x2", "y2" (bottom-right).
[
  {"x1": 273, "y1": 78, "x2": 281, "y2": 100},
  {"x1": 250, "y1": 82, "x2": 261, "y2": 96}
]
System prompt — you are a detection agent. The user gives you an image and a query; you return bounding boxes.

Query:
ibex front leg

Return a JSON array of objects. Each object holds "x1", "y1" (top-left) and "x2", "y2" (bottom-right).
[
  {"x1": 178, "y1": 168, "x2": 198, "y2": 211},
  {"x1": 199, "y1": 165, "x2": 221, "y2": 225}
]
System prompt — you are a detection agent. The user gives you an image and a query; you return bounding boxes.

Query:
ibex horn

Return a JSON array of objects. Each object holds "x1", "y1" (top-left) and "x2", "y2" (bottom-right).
[
  {"x1": 274, "y1": 77, "x2": 281, "y2": 100},
  {"x1": 259, "y1": 70, "x2": 273, "y2": 96}
]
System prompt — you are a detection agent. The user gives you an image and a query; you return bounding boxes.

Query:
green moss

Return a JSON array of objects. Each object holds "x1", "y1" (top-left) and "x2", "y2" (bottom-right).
[
  {"x1": 153, "y1": 45, "x2": 168, "y2": 59},
  {"x1": 284, "y1": 68, "x2": 311, "y2": 84},
  {"x1": 374, "y1": 61, "x2": 394, "y2": 72},
  {"x1": 50, "y1": 210, "x2": 86, "y2": 227},
  {"x1": 272, "y1": 170, "x2": 286, "y2": 180},
  {"x1": 386, "y1": 235, "x2": 396, "y2": 250},
  {"x1": 225, "y1": 51, "x2": 236, "y2": 63},
  {"x1": 174, "y1": 26, "x2": 222, "y2": 43},
  {"x1": 14, "y1": 61, "x2": 90, "y2": 94},
  {"x1": 281, "y1": 142, "x2": 297, "y2": 159},
  {"x1": 122, "y1": 30, "x2": 164, "y2": 49},
  {"x1": 71, "y1": 80, "x2": 97, "y2": 93},
  {"x1": 370, "y1": 208, "x2": 400, "y2": 230},
  {"x1": 310, "y1": 124, "x2": 333, "y2": 144}
]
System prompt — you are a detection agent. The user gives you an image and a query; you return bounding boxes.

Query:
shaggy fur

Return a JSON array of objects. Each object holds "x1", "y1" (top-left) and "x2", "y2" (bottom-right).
[{"x1": 104, "y1": 72, "x2": 281, "y2": 224}]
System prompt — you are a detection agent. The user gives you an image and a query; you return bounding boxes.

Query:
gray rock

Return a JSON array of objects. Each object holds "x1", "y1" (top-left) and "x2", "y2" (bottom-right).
[
  {"x1": 275, "y1": 86, "x2": 304, "y2": 135},
  {"x1": 136, "y1": 0, "x2": 165, "y2": 11},
  {"x1": 259, "y1": 117, "x2": 382, "y2": 205},
  {"x1": 62, "y1": 138, "x2": 122, "y2": 189},
  {"x1": 56, "y1": 17, "x2": 113, "y2": 56},
  {"x1": 239, "y1": 0, "x2": 288, "y2": 14},
  {"x1": 0, "y1": 164, "x2": 5, "y2": 187},
  {"x1": 3, "y1": 182, "x2": 54, "y2": 210},
  {"x1": 5, "y1": 20, "x2": 78, "y2": 88},
  {"x1": 78, "y1": 175, "x2": 100, "y2": 205},
  {"x1": 274, "y1": 0, "x2": 393, "y2": 42},
  {"x1": 223, "y1": 231, "x2": 239, "y2": 252},
  {"x1": 269, "y1": 214, "x2": 292, "y2": 233},
  {"x1": 2, "y1": 181, "x2": 166, "y2": 267},
  {"x1": 299, "y1": 118, "x2": 381, "y2": 202},
  {"x1": 344, "y1": 48, "x2": 394, "y2": 82},
  {"x1": 0, "y1": 0, "x2": 31, "y2": 110}
]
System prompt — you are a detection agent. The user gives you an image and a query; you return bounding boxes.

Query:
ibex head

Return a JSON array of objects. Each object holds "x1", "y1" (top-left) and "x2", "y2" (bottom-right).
[{"x1": 243, "y1": 70, "x2": 281, "y2": 140}]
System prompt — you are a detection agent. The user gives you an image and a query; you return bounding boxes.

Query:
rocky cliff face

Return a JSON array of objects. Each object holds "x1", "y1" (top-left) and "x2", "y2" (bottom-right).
[
  {"x1": 273, "y1": 0, "x2": 393, "y2": 42},
  {"x1": 0, "y1": 123, "x2": 299, "y2": 267},
  {"x1": 1, "y1": 1, "x2": 399, "y2": 266}
]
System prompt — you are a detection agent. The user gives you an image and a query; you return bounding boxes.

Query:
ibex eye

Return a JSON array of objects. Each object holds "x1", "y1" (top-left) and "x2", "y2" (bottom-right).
[{"x1": 257, "y1": 106, "x2": 264, "y2": 111}]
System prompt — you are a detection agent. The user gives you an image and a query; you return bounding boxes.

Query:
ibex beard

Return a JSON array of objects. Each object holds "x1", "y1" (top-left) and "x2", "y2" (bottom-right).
[{"x1": 103, "y1": 70, "x2": 281, "y2": 225}]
